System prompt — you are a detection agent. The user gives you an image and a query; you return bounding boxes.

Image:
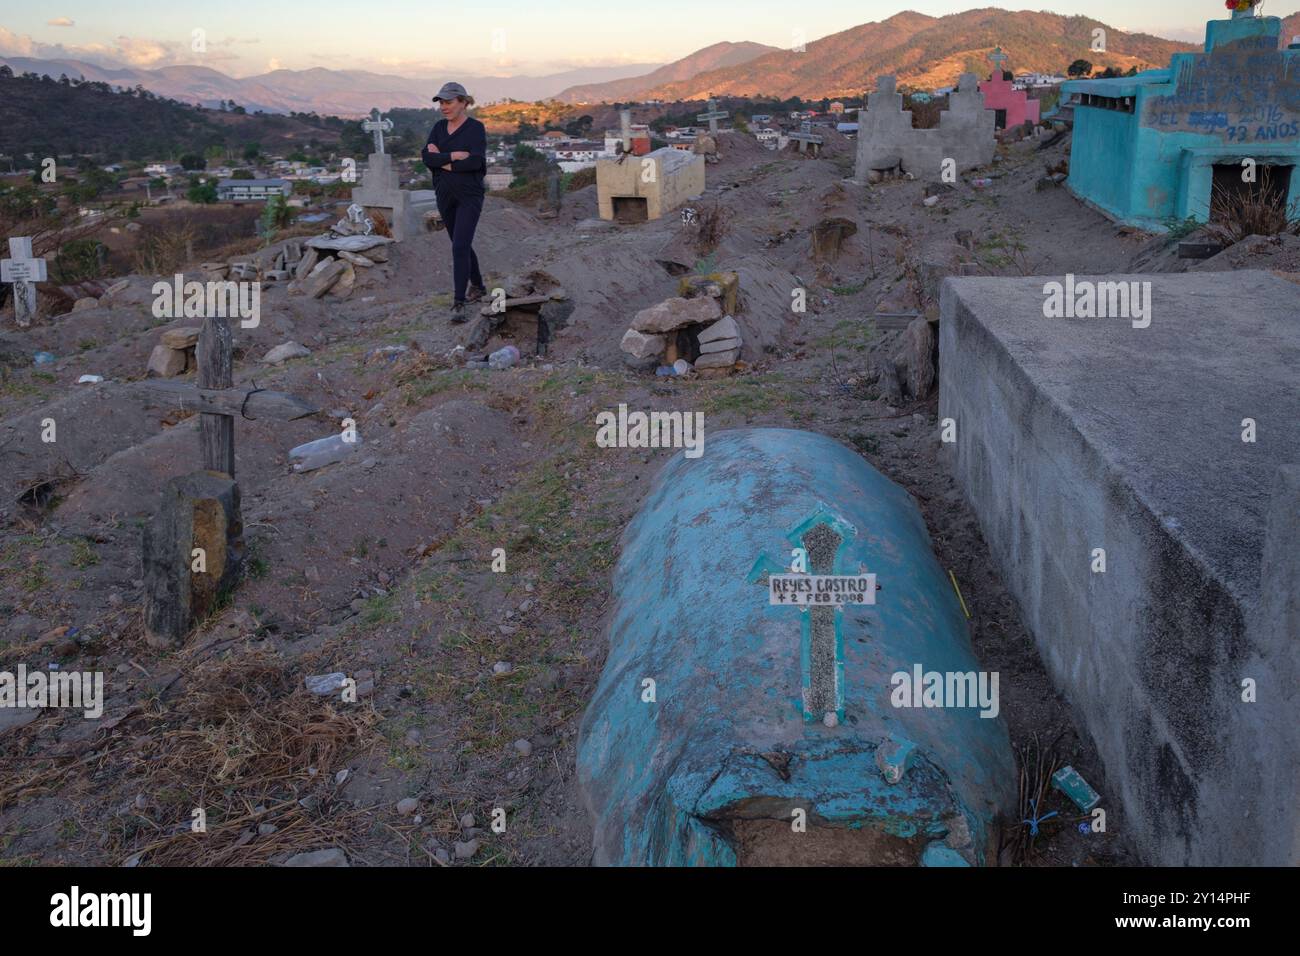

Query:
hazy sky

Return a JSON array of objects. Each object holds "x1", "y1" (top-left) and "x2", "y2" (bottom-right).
[{"x1": 0, "y1": 2, "x2": 1249, "y2": 77}]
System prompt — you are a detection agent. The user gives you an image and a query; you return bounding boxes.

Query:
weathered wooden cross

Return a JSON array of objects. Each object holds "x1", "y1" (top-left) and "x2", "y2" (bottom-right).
[
  {"x1": 748, "y1": 505, "x2": 873, "y2": 725},
  {"x1": 1, "y1": 236, "x2": 46, "y2": 328},
  {"x1": 789, "y1": 120, "x2": 824, "y2": 155},
  {"x1": 136, "y1": 313, "x2": 317, "y2": 646},
  {"x1": 363, "y1": 107, "x2": 394, "y2": 155},
  {"x1": 136, "y1": 315, "x2": 318, "y2": 478},
  {"x1": 696, "y1": 97, "x2": 729, "y2": 135}
]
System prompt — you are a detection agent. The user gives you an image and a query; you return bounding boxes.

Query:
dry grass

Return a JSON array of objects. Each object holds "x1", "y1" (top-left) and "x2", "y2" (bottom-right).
[
  {"x1": 1205, "y1": 169, "x2": 1299, "y2": 245},
  {"x1": 0, "y1": 651, "x2": 379, "y2": 866},
  {"x1": 695, "y1": 201, "x2": 730, "y2": 255}
]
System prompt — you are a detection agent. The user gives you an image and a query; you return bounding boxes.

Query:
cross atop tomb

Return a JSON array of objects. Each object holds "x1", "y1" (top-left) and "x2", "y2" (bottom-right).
[
  {"x1": 987, "y1": 46, "x2": 1009, "y2": 78},
  {"x1": 1, "y1": 237, "x2": 46, "y2": 328},
  {"x1": 748, "y1": 504, "x2": 871, "y2": 725},
  {"x1": 696, "y1": 97, "x2": 729, "y2": 135},
  {"x1": 362, "y1": 108, "x2": 394, "y2": 155}
]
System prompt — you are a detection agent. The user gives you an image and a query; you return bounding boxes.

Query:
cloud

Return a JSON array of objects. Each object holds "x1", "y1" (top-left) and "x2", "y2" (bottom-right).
[
  {"x1": 47, "y1": 17, "x2": 75, "y2": 27},
  {"x1": 113, "y1": 35, "x2": 173, "y2": 67}
]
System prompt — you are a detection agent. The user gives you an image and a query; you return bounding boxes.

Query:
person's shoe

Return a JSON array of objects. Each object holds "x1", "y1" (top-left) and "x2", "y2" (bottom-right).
[
  {"x1": 465, "y1": 283, "x2": 487, "y2": 303},
  {"x1": 449, "y1": 301, "x2": 468, "y2": 324}
]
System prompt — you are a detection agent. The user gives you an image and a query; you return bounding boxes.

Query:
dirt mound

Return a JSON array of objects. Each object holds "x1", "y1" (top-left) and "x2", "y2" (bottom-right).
[{"x1": 715, "y1": 130, "x2": 770, "y2": 160}]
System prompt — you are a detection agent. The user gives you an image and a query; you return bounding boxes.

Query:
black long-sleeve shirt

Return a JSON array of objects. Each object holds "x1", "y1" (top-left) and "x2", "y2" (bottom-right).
[{"x1": 422, "y1": 117, "x2": 487, "y2": 196}]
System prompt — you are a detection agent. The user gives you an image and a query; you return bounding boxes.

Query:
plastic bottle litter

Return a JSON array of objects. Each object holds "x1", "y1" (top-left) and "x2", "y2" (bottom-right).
[
  {"x1": 77, "y1": 375, "x2": 104, "y2": 384},
  {"x1": 673, "y1": 359, "x2": 692, "y2": 376},
  {"x1": 33, "y1": 351, "x2": 55, "y2": 365},
  {"x1": 655, "y1": 365, "x2": 677, "y2": 377},
  {"x1": 290, "y1": 433, "x2": 362, "y2": 473},
  {"x1": 305, "y1": 673, "x2": 349, "y2": 695},
  {"x1": 970, "y1": 178, "x2": 993, "y2": 188},
  {"x1": 488, "y1": 345, "x2": 520, "y2": 370}
]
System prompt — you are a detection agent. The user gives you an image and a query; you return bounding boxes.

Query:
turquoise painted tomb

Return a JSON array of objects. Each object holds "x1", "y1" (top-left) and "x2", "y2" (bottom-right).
[
  {"x1": 577, "y1": 429, "x2": 1015, "y2": 866},
  {"x1": 1060, "y1": 14, "x2": 1300, "y2": 230}
]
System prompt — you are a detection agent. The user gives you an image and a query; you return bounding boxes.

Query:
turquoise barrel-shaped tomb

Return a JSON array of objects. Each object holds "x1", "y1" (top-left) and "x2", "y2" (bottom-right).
[{"x1": 577, "y1": 428, "x2": 1015, "y2": 865}]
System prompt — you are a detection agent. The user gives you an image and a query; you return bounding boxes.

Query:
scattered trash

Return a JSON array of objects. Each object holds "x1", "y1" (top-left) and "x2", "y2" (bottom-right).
[
  {"x1": 365, "y1": 345, "x2": 408, "y2": 363},
  {"x1": 655, "y1": 365, "x2": 678, "y2": 377},
  {"x1": 970, "y1": 178, "x2": 993, "y2": 188},
  {"x1": 488, "y1": 344, "x2": 520, "y2": 370},
  {"x1": 290, "y1": 433, "x2": 362, "y2": 473},
  {"x1": 1052, "y1": 765, "x2": 1102, "y2": 812},
  {"x1": 77, "y1": 375, "x2": 104, "y2": 384},
  {"x1": 305, "y1": 672, "x2": 348, "y2": 696},
  {"x1": 33, "y1": 351, "x2": 56, "y2": 365},
  {"x1": 922, "y1": 194, "x2": 940, "y2": 207},
  {"x1": 672, "y1": 359, "x2": 692, "y2": 376}
]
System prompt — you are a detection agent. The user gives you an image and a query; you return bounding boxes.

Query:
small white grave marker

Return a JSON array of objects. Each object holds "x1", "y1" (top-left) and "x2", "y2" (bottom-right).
[{"x1": 2, "y1": 237, "x2": 46, "y2": 327}]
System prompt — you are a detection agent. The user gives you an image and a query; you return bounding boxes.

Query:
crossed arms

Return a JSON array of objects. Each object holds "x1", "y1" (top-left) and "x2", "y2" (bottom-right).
[{"x1": 422, "y1": 123, "x2": 486, "y2": 173}]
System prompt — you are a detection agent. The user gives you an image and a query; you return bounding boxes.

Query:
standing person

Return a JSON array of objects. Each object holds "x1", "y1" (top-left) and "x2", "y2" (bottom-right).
[{"x1": 422, "y1": 82, "x2": 487, "y2": 323}]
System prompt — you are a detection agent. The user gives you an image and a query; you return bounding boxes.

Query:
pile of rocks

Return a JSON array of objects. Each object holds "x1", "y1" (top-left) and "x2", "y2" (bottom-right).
[
  {"x1": 466, "y1": 271, "x2": 573, "y2": 355},
  {"x1": 619, "y1": 271, "x2": 744, "y2": 373},
  {"x1": 195, "y1": 206, "x2": 396, "y2": 301},
  {"x1": 146, "y1": 326, "x2": 201, "y2": 378}
]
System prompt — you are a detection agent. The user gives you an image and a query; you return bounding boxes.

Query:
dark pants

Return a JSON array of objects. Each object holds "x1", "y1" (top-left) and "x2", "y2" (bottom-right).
[{"x1": 436, "y1": 189, "x2": 484, "y2": 304}]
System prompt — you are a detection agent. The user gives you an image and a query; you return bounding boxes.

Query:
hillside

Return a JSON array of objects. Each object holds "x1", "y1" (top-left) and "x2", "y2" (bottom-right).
[
  {"x1": 606, "y1": 8, "x2": 1200, "y2": 101},
  {"x1": 554, "y1": 41, "x2": 779, "y2": 104},
  {"x1": 0, "y1": 71, "x2": 343, "y2": 161}
]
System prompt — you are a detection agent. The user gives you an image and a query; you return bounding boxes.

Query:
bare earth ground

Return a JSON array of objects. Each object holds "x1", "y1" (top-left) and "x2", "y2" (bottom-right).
[{"x1": 2, "y1": 129, "x2": 1280, "y2": 867}]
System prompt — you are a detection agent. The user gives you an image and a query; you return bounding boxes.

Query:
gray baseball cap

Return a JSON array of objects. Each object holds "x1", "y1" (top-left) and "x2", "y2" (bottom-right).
[{"x1": 433, "y1": 81, "x2": 474, "y2": 104}]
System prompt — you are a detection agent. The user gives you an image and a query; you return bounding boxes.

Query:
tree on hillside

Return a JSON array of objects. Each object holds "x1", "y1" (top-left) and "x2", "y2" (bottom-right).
[
  {"x1": 510, "y1": 143, "x2": 555, "y2": 185},
  {"x1": 187, "y1": 181, "x2": 218, "y2": 204},
  {"x1": 180, "y1": 154, "x2": 206, "y2": 170},
  {"x1": 242, "y1": 143, "x2": 261, "y2": 161},
  {"x1": 1068, "y1": 59, "x2": 1093, "y2": 77}
]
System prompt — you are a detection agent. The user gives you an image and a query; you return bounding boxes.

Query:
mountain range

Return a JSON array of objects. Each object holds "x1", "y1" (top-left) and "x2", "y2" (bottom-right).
[
  {"x1": 564, "y1": 9, "x2": 1202, "y2": 102},
  {"x1": 0, "y1": 57, "x2": 660, "y2": 116},
  {"x1": 4, "y1": 8, "x2": 1298, "y2": 116}
]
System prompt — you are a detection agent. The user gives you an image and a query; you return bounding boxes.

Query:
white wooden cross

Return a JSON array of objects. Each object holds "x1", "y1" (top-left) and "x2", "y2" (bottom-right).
[
  {"x1": 696, "y1": 97, "x2": 729, "y2": 135},
  {"x1": 1, "y1": 237, "x2": 46, "y2": 328},
  {"x1": 362, "y1": 108, "x2": 394, "y2": 155}
]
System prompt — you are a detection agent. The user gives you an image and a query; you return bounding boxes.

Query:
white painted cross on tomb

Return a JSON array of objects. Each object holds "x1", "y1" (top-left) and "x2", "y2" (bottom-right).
[
  {"x1": 748, "y1": 505, "x2": 874, "y2": 725},
  {"x1": 362, "y1": 108, "x2": 394, "y2": 155},
  {"x1": 696, "y1": 97, "x2": 729, "y2": 135},
  {"x1": 1, "y1": 237, "x2": 46, "y2": 327}
]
